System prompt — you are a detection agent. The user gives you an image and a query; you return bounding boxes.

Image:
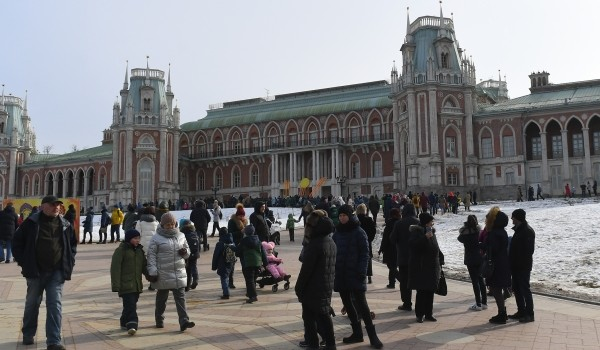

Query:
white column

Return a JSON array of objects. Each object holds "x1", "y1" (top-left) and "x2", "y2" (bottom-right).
[
  {"x1": 8, "y1": 149, "x2": 17, "y2": 196},
  {"x1": 159, "y1": 130, "x2": 167, "y2": 182},
  {"x1": 126, "y1": 129, "x2": 133, "y2": 182},
  {"x1": 583, "y1": 128, "x2": 592, "y2": 178},
  {"x1": 464, "y1": 92, "x2": 475, "y2": 156},
  {"x1": 540, "y1": 132, "x2": 549, "y2": 182},
  {"x1": 428, "y1": 89, "x2": 439, "y2": 155},
  {"x1": 112, "y1": 130, "x2": 119, "y2": 183},
  {"x1": 173, "y1": 132, "x2": 180, "y2": 184},
  {"x1": 561, "y1": 130, "x2": 570, "y2": 181},
  {"x1": 407, "y1": 92, "x2": 417, "y2": 157}
]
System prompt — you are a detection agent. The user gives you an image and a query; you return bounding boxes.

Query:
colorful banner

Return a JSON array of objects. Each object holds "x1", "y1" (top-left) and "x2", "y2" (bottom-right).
[{"x1": 3, "y1": 198, "x2": 81, "y2": 240}]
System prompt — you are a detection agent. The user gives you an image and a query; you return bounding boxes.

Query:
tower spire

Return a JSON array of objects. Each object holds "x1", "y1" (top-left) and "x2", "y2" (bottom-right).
[
  {"x1": 406, "y1": 7, "x2": 410, "y2": 34},
  {"x1": 0, "y1": 84, "x2": 4, "y2": 112},
  {"x1": 24, "y1": 89, "x2": 28, "y2": 114},
  {"x1": 440, "y1": 1, "x2": 444, "y2": 19},
  {"x1": 167, "y1": 63, "x2": 172, "y2": 93},
  {"x1": 123, "y1": 60, "x2": 129, "y2": 90},
  {"x1": 145, "y1": 56, "x2": 150, "y2": 86}
]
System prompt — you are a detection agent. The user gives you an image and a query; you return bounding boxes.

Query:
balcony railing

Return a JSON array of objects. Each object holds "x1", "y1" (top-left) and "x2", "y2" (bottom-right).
[{"x1": 186, "y1": 133, "x2": 394, "y2": 159}]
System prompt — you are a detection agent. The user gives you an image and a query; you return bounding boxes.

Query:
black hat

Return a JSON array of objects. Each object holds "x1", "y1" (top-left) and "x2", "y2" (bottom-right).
[
  {"x1": 313, "y1": 216, "x2": 334, "y2": 236},
  {"x1": 124, "y1": 229, "x2": 141, "y2": 242},
  {"x1": 244, "y1": 224, "x2": 256, "y2": 236},
  {"x1": 338, "y1": 204, "x2": 355, "y2": 216},
  {"x1": 41, "y1": 195, "x2": 63, "y2": 205},
  {"x1": 419, "y1": 212, "x2": 434, "y2": 226},
  {"x1": 511, "y1": 209, "x2": 526, "y2": 222}
]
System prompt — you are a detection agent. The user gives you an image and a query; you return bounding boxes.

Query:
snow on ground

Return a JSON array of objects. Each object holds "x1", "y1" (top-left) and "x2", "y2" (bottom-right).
[{"x1": 80, "y1": 199, "x2": 600, "y2": 302}]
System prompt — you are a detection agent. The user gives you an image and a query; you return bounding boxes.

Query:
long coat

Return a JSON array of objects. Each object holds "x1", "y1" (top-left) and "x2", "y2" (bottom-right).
[
  {"x1": 390, "y1": 205, "x2": 419, "y2": 268},
  {"x1": 509, "y1": 221, "x2": 535, "y2": 272},
  {"x1": 146, "y1": 227, "x2": 189, "y2": 290},
  {"x1": 138, "y1": 214, "x2": 159, "y2": 250},
  {"x1": 407, "y1": 224, "x2": 442, "y2": 292},
  {"x1": 485, "y1": 226, "x2": 511, "y2": 288},
  {"x1": 110, "y1": 242, "x2": 147, "y2": 296},
  {"x1": 332, "y1": 215, "x2": 369, "y2": 292},
  {"x1": 0, "y1": 205, "x2": 18, "y2": 241},
  {"x1": 380, "y1": 216, "x2": 399, "y2": 266}
]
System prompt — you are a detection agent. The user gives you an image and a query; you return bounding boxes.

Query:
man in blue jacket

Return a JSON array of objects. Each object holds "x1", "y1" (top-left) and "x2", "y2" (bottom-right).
[{"x1": 13, "y1": 195, "x2": 77, "y2": 350}]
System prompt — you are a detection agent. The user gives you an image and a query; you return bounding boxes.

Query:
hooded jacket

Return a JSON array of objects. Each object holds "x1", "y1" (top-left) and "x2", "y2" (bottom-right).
[
  {"x1": 332, "y1": 214, "x2": 369, "y2": 292},
  {"x1": 212, "y1": 232, "x2": 235, "y2": 276},
  {"x1": 0, "y1": 204, "x2": 19, "y2": 240},
  {"x1": 146, "y1": 226, "x2": 189, "y2": 290},
  {"x1": 138, "y1": 214, "x2": 159, "y2": 250},
  {"x1": 110, "y1": 241, "x2": 147, "y2": 296},
  {"x1": 407, "y1": 224, "x2": 442, "y2": 292},
  {"x1": 249, "y1": 202, "x2": 269, "y2": 242}
]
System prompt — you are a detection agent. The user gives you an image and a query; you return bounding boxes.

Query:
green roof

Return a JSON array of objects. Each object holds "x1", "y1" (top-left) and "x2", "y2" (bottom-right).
[
  {"x1": 181, "y1": 81, "x2": 392, "y2": 131},
  {"x1": 25, "y1": 144, "x2": 113, "y2": 165}
]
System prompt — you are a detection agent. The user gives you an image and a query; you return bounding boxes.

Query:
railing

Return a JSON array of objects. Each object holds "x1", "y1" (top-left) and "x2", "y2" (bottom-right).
[
  {"x1": 186, "y1": 133, "x2": 394, "y2": 159},
  {"x1": 131, "y1": 68, "x2": 164, "y2": 79}
]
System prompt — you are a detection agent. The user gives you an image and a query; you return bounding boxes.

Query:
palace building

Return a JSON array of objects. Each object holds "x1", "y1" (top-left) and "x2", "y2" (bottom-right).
[{"x1": 2, "y1": 10, "x2": 600, "y2": 208}]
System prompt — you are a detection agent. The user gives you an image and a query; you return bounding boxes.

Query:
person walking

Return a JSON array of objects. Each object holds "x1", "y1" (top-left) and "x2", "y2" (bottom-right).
[
  {"x1": 356, "y1": 203, "x2": 376, "y2": 284},
  {"x1": 227, "y1": 204, "x2": 248, "y2": 289},
  {"x1": 110, "y1": 229, "x2": 148, "y2": 335},
  {"x1": 180, "y1": 219, "x2": 200, "y2": 291},
  {"x1": 110, "y1": 205, "x2": 125, "y2": 242},
  {"x1": 146, "y1": 212, "x2": 195, "y2": 332},
  {"x1": 508, "y1": 209, "x2": 536, "y2": 323},
  {"x1": 0, "y1": 202, "x2": 18, "y2": 263},
  {"x1": 295, "y1": 210, "x2": 337, "y2": 350},
  {"x1": 13, "y1": 195, "x2": 77, "y2": 349},
  {"x1": 98, "y1": 206, "x2": 111, "y2": 244},
  {"x1": 379, "y1": 207, "x2": 400, "y2": 289},
  {"x1": 485, "y1": 211, "x2": 512, "y2": 324},
  {"x1": 212, "y1": 227, "x2": 235, "y2": 299},
  {"x1": 333, "y1": 204, "x2": 383, "y2": 349},
  {"x1": 81, "y1": 207, "x2": 94, "y2": 244},
  {"x1": 237, "y1": 224, "x2": 267, "y2": 304},
  {"x1": 122, "y1": 204, "x2": 138, "y2": 232},
  {"x1": 210, "y1": 200, "x2": 222, "y2": 237},
  {"x1": 458, "y1": 215, "x2": 487, "y2": 311},
  {"x1": 408, "y1": 212, "x2": 443, "y2": 323},
  {"x1": 190, "y1": 200, "x2": 211, "y2": 251},
  {"x1": 368, "y1": 195, "x2": 380, "y2": 222},
  {"x1": 390, "y1": 204, "x2": 419, "y2": 311}
]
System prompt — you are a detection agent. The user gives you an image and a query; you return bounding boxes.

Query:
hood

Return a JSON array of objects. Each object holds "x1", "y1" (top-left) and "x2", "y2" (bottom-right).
[
  {"x1": 219, "y1": 232, "x2": 233, "y2": 244},
  {"x1": 402, "y1": 204, "x2": 416, "y2": 217},
  {"x1": 156, "y1": 226, "x2": 179, "y2": 238}
]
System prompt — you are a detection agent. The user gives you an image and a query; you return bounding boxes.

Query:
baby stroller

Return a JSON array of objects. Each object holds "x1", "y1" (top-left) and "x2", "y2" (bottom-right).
[{"x1": 256, "y1": 250, "x2": 291, "y2": 292}]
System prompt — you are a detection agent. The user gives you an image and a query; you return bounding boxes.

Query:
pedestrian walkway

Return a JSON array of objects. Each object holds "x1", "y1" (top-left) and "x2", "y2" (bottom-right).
[{"x1": 1, "y1": 228, "x2": 599, "y2": 349}]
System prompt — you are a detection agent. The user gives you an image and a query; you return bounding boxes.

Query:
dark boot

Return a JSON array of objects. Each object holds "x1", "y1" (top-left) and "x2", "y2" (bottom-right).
[
  {"x1": 365, "y1": 325, "x2": 383, "y2": 349},
  {"x1": 489, "y1": 307, "x2": 507, "y2": 324},
  {"x1": 191, "y1": 278, "x2": 198, "y2": 289},
  {"x1": 342, "y1": 322, "x2": 364, "y2": 344}
]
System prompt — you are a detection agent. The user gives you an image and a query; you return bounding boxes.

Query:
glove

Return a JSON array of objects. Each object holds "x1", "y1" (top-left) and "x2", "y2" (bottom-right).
[
  {"x1": 146, "y1": 275, "x2": 158, "y2": 283},
  {"x1": 178, "y1": 248, "x2": 187, "y2": 256}
]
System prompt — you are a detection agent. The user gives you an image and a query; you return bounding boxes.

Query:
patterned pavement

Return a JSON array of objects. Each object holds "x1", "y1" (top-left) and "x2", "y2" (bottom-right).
[{"x1": 1, "y1": 226, "x2": 599, "y2": 350}]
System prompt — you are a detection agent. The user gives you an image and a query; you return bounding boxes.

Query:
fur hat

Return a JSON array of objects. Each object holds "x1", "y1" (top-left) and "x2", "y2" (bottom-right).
[
  {"x1": 262, "y1": 241, "x2": 275, "y2": 251},
  {"x1": 160, "y1": 212, "x2": 177, "y2": 226},
  {"x1": 244, "y1": 224, "x2": 255, "y2": 236},
  {"x1": 511, "y1": 209, "x2": 526, "y2": 222},
  {"x1": 305, "y1": 210, "x2": 333, "y2": 238},
  {"x1": 356, "y1": 203, "x2": 368, "y2": 215},
  {"x1": 338, "y1": 204, "x2": 355, "y2": 217},
  {"x1": 419, "y1": 212, "x2": 434, "y2": 226},
  {"x1": 124, "y1": 229, "x2": 141, "y2": 242},
  {"x1": 235, "y1": 203, "x2": 246, "y2": 216}
]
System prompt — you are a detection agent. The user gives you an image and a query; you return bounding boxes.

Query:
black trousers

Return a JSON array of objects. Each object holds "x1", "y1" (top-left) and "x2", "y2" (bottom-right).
[
  {"x1": 397, "y1": 266, "x2": 412, "y2": 307},
  {"x1": 339, "y1": 290, "x2": 374, "y2": 328},
  {"x1": 302, "y1": 301, "x2": 335, "y2": 348},
  {"x1": 242, "y1": 266, "x2": 259, "y2": 299},
  {"x1": 414, "y1": 289, "x2": 434, "y2": 318}
]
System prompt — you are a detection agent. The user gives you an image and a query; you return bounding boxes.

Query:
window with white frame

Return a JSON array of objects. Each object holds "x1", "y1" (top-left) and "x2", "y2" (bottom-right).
[
  {"x1": 23, "y1": 180, "x2": 29, "y2": 197},
  {"x1": 531, "y1": 137, "x2": 542, "y2": 159},
  {"x1": 350, "y1": 127, "x2": 360, "y2": 143},
  {"x1": 216, "y1": 173, "x2": 223, "y2": 189},
  {"x1": 551, "y1": 135, "x2": 562, "y2": 158},
  {"x1": 594, "y1": 163, "x2": 600, "y2": 182},
  {"x1": 99, "y1": 172, "x2": 106, "y2": 190},
  {"x1": 447, "y1": 172, "x2": 458, "y2": 185},
  {"x1": 481, "y1": 137, "x2": 492, "y2": 158},
  {"x1": 329, "y1": 129, "x2": 338, "y2": 143},
  {"x1": 34, "y1": 178, "x2": 40, "y2": 196},
  {"x1": 289, "y1": 134, "x2": 297, "y2": 147},
  {"x1": 572, "y1": 133, "x2": 584, "y2": 157},
  {"x1": 197, "y1": 173, "x2": 205, "y2": 191},
  {"x1": 180, "y1": 171, "x2": 188, "y2": 191},
  {"x1": 593, "y1": 132, "x2": 600, "y2": 155},
  {"x1": 483, "y1": 173, "x2": 493, "y2": 186},
  {"x1": 550, "y1": 166, "x2": 562, "y2": 190},
  {"x1": 373, "y1": 160, "x2": 382, "y2": 177},
  {"x1": 251, "y1": 169, "x2": 259, "y2": 187},
  {"x1": 503, "y1": 135, "x2": 515, "y2": 157},
  {"x1": 197, "y1": 144, "x2": 206, "y2": 158},
  {"x1": 529, "y1": 167, "x2": 541, "y2": 183},
  {"x1": 372, "y1": 124, "x2": 381, "y2": 141},
  {"x1": 269, "y1": 135, "x2": 278, "y2": 148},
  {"x1": 572, "y1": 164, "x2": 584, "y2": 187},
  {"x1": 232, "y1": 139, "x2": 241, "y2": 155},
  {"x1": 138, "y1": 160, "x2": 152, "y2": 200},
  {"x1": 446, "y1": 136, "x2": 456, "y2": 158},
  {"x1": 351, "y1": 161, "x2": 359, "y2": 179},
  {"x1": 215, "y1": 142, "x2": 223, "y2": 157},
  {"x1": 251, "y1": 138, "x2": 259, "y2": 152},
  {"x1": 309, "y1": 130, "x2": 318, "y2": 145},
  {"x1": 505, "y1": 170, "x2": 515, "y2": 185},
  {"x1": 233, "y1": 170, "x2": 241, "y2": 188}
]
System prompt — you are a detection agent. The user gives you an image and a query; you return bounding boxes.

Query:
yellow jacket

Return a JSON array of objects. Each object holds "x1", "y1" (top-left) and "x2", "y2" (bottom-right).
[{"x1": 111, "y1": 208, "x2": 124, "y2": 225}]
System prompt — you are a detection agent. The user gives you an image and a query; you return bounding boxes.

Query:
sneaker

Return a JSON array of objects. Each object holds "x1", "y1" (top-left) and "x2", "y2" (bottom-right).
[
  {"x1": 127, "y1": 328, "x2": 137, "y2": 335},
  {"x1": 245, "y1": 297, "x2": 257, "y2": 304},
  {"x1": 229, "y1": 284, "x2": 236, "y2": 289},
  {"x1": 468, "y1": 304, "x2": 482, "y2": 311},
  {"x1": 481, "y1": 304, "x2": 488, "y2": 310},
  {"x1": 386, "y1": 284, "x2": 395, "y2": 289}
]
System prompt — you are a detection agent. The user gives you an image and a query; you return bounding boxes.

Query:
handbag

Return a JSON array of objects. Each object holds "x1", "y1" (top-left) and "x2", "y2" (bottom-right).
[
  {"x1": 479, "y1": 253, "x2": 494, "y2": 279},
  {"x1": 435, "y1": 268, "x2": 447, "y2": 296}
]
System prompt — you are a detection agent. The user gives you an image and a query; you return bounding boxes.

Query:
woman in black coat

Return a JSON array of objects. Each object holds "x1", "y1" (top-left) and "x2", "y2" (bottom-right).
[
  {"x1": 0, "y1": 203, "x2": 19, "y2": 263},
  {"x1": 458, "y1": 215, "x2": 486, "y2": 310},
  {"x1": 333, "y1": 205, "x2": 382, "y2": 349},
  {"x1": 485, "y1": 211, "x2": 512, "y2": 324},
  {"x1": 379, "y1": 208, "x2": 400, "y2": 289},
  {"x1": 356, "y1": 203, "x2": 376, "y2": 284},
  {"x1": 295, "y1": 210, "x2": 336, "y2": 350},
  {"x1": 408, "y1": 212, "x2": 443, "y2": 323}
]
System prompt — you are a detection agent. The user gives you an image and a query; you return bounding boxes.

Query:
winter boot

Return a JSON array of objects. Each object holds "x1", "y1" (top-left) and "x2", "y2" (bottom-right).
[
  {"x1": 365, "y1": 325, "x2": 383, "y2": 349},
  {"x1": 489, "y1": 307, "x2": 507, "y2": 324},
  {"x1": 342, "y1": 322, "x2": 364, "y2": 344},
  {"x1": 191, "y1": 278, "x2": 198, "y2": 289}
]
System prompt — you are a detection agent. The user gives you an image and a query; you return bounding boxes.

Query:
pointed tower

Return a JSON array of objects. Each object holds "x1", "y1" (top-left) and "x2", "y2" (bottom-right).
[
  {"x1": 109, "y1": 60, "x2": 181, "y2": 206},
  {"x1": 391, "y1": 7, "x2": 478, "y2": 193}
]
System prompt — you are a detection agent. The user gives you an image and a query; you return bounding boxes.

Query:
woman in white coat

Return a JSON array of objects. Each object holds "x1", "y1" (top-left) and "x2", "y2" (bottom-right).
[
  {"x1": 146, "y1": 212, "x2": 195, "y2": 332},
  {"x1": 138, "y1": 206, "x2": 159, "y2": 251}
]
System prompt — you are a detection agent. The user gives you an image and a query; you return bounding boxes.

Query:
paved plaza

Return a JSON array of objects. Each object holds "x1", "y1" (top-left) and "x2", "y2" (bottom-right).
[{"x1": 1, "y1": 226, "x2": 599, "y2": 350}]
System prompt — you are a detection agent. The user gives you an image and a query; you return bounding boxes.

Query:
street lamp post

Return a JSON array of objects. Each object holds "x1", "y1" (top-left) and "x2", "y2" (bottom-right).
[
  {"x1": 211, "y1": 186, "x2": 219, "y2": 200},
  {"x1": 336, "y1": 176, "x2": 347, "y2": 197}
]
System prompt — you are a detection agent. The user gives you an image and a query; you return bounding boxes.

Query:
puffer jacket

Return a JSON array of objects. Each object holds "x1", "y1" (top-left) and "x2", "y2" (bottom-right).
[
  {"x1": 407, "y1": 224, "x2": 442, "y2": 292},
  {"x1": 83, "y1": 210, "x2": 94, "y2": 232},
  {"x1": 509, "y1": 221, "x2": 535, "y2": 272},
  {"x1": 237, "y1": 232, "x2": 267, "y2": 269},
  {"x1": 0, "y1": 205, "x2": 19, "y2": 240},
  {"x1": 137, "y1": 214, "x2": 159, "y2": 249},
  {"x1": 332, "y1": 214, "x2": 369, "y2": 292},
  {"x1": 110, "y1": 241, "x2": 147, "y2": 296},
  {"x1": 111, "y1": 208, "x2": 124, "y2": 225},
  {"x1": 485, "y1": 211, "x2": 511, "y2": 288},
  {"x1": 146, "y1": 226, "x2": 189, "y2": 290},
  {"x1": 458, "y1": 224, "x2": 483, "y2": 266},
  {"x1": 212, "y1": 232, "x2": 235, "y2": 276}
]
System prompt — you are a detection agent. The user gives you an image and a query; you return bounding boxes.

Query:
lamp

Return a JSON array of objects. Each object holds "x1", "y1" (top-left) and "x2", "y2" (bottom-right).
[
  {"x1": 336, "y1": 176, "x2": 347, "y2": 197},
  {"x1": 211, "y1": 186, "x2": 219, "y2": 199}
]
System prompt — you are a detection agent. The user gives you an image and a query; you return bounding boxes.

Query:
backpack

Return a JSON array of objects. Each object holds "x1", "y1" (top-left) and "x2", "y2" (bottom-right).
[{"x1": 224, "y1": 244, "x2": 237, "y2": 263}]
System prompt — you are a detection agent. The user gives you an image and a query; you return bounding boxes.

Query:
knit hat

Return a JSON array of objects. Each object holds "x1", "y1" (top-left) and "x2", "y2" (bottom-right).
[
  {"x1": 180, "y1": 219, "x2": 195, "y2": 231},
  {"x1": 419, "y1": 212, "x2": 434, "y2": 226},
  {"x1": 160, "y1": 212, "x2": 177, "y2": 226},
  {"x1": 244, "y1": 224, "x2": 255, "y2": 236},
  {"x1": 235, "y1": 204, "x2": 246, "y2": 216},
  {"x1": 218, "y1": 227, "x2": 229, "y2": 236},
  {"x1": 338, "y1": 204, "x2": 354, "y2": 216},
  {"x1": 124, "y1": 229, "x2": 141, "y2": 242},
  {"x1": 511, "y1": 209, "x2": 526, "y2": 222},
  {"x1": 262, "y1": 241, "x2": 275, "y2": 251},
  {"x1": 313, "y1": 216, "x2": 334, "y2": 236}
]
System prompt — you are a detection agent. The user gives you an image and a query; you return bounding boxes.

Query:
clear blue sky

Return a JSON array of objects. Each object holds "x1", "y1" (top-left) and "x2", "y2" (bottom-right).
[{"x1": 3, "y1": 0, "x2": 599, "y2": 154}]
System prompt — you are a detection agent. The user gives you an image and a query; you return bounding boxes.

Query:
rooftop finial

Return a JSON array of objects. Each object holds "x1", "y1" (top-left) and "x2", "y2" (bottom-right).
[
  {"x1": 406, "y1": 7, "x2": 410, "y2": 33},
  {"x1": 440, "y1": 1, "x2": 444, "y2": 19},
  {"x1": 0, "y1": 84, "x2": 4, "y2": 112},
  {"x1": 24, "y1": 89, "x2": 28, "y2": 112},
  {"x1": 123, "y1": 60, "x2": 129, "y2": 90},
  {"x1": 145, "y1": 56, "x2": 150, "y2": 85},
  {"x1": 167, "y1": 63, "x2": 172, "y2": 93},
  {"x1": 498, "y1": 69, "x2": 501, "y2": 82}
]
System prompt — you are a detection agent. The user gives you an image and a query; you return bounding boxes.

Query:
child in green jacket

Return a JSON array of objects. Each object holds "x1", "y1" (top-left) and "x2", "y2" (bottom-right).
[{"x1": 286, "y1": 213, "x2": 298, "y2": 242}]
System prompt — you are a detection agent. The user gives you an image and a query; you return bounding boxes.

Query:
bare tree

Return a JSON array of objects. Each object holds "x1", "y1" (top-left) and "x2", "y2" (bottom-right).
[
  {"x1": 43, "y1": 145, "x2": 53, "y2": 154},
  {"x1": 71, "y1": 144, "x2": 79, "y2": 152}
]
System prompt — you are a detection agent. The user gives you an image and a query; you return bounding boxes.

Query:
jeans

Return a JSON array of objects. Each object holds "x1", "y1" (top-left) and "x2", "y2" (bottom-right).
[
  {"x1": 512, "y1": 270, "x2": 534, "y2": 316},
  {"x1": 186, "y1": 257, "x2": 198, "y2": 287},
  {"x1": 467, "y1": 264, "x2": 487, "y2": 306},
  {"x1": 120, "y1": 293, "x2": 140, "y2": 329},
  {"x1": 155, "y1": 288, "x2": 190, "y2": 327},
  {"x1": 0, "y1": 239, "x2": 12, "y2": 261},
  {"x1": 22, "y1": 269, "x2": 65, "y2": 346},
  {"x1": 219, "y1": 272, "x2": 230, "y2": 296},
  {"x1": 339, "y1": 290, "x2": 375, "y2": 328}
]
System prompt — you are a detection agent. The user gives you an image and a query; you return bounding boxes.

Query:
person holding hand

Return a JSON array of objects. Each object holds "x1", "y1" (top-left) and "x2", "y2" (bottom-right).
[{"x1": 146, "y1": 212, "x2": 195, "y2": 332}]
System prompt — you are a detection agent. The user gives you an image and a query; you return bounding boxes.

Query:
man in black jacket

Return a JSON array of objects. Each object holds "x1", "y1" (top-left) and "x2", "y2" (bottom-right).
[
  {"x1": 13, "y1": 195, "x2": 77, "y2": 349},
  {"x1": 249, "y1": 201, "x2": 269, "y2": 242},
  {"x1": 508, "y1": 209, "x2": 536, "y2": 323},
  {"x1": 0, "y1": 202, "x2": 18, "y2": 263},
  {"x1": 389, "y1": 203, "x2": 419, "y2": 311},
  {"x1": 190, "y1": 200, "x2": 211, "y2": 251}
]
